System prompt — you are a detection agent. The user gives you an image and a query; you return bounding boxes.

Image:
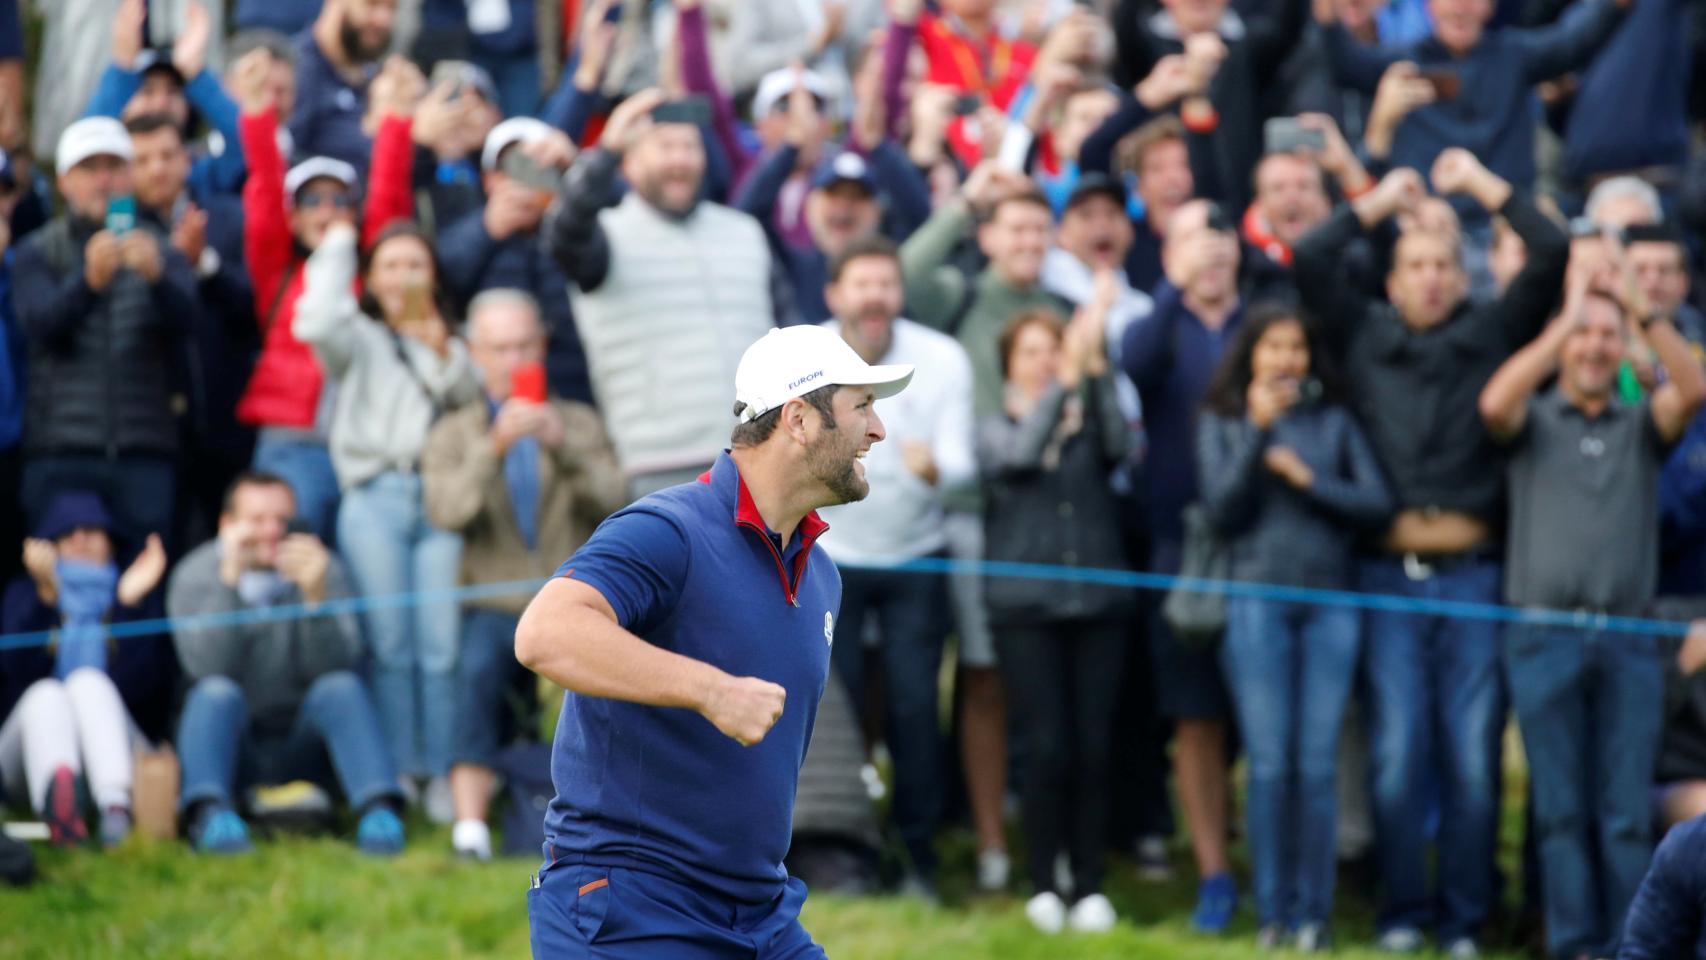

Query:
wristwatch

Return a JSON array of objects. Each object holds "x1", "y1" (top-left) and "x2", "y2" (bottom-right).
[{"x1": 197, "y1": 246, "x2": 221, "y2": 280}]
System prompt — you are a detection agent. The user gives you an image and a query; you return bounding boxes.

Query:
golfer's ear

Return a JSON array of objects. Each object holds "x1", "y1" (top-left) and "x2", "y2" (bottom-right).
[{"x1": 780, "y1": 397, "x2": 812, "y2": 445}]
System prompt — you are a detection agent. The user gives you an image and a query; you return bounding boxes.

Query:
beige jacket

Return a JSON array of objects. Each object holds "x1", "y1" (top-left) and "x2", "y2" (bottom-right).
[{"x1": 421, "y1": 398, "x2": 628, "y2": 615}]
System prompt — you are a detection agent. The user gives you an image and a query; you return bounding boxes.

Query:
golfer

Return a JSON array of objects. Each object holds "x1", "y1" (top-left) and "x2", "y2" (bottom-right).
[{"x1": 516, "y1": 325, "x2": 913, "y2": 958}]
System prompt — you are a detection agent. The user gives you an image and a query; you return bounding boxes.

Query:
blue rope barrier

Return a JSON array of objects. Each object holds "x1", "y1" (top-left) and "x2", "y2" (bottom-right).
[{"x1": 0, "y1": 557, "x2": 1688, "y2": 653}]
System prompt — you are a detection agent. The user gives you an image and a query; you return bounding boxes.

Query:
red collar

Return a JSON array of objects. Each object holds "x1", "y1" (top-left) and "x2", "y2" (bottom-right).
[{"x1": 698, "y1": 458, "x2": 830, "y2": 606}]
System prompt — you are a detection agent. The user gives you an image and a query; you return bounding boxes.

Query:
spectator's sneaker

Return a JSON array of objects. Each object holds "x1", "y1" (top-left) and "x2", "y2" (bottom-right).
[
  {"x1": 424, "y1": 775, "x2": 455, "y2": 826},
  {"x1": 1024, "y1": 891, "x2": 1066, "y2": 935},
  {"x1": 1191, "y1": 872, "x2": 1237, "y2": 933},
  {"x1": 191, "y1": 808, "x2": 252, "y2": 855},
  {"x1": 1293, "y1": 923, "x2": 1331, "y2": 953},
  {"x1": 1445, "y1": 938, "x2": 1481, "y2": 960},
  {"x1": 452, "y1": 819, "x2": 492, "y2": 861},
  {"x1": 1376, "y1": 927, "x2": 1426, "y2": 953},
  {"x1": 975, "y1": 847, "x2": 1010, "y2": 893},
  {"x1": 43, "y1": 766, "x2": 88, "y2": 847},
  {"x1": 1067, "y1": 893, "x2": 1117, "y2": 933},
  {"x1": 98, "y1": 805, "x2": 132, "y2": 847},
  {"x1": 1136, "y1": 835, "x2": 1174, "y2": 882},
  {"x1": 896, "y1": 872, "x2": 939, "y2": 904},
  {"x1": 1255, "y1": 925, "x2": 1289, "y2": 951},
  {"x1": 356, "y1": 806, "x2": 406, "y2": 856}
]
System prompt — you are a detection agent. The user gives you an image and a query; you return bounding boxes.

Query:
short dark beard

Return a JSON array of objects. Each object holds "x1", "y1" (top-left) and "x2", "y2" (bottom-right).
[
  {"x1": 804, "y1": 419, "x2": 867, "y2": 505},
  {"x1": 340, "y1": 22, "x2": 387, "y2": 65}
]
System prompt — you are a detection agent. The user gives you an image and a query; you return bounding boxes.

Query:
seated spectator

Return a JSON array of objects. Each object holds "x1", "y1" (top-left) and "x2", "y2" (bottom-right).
[
  {"x1": 980, "y1": 304, "x2": 1135, "y2": 935},
  {"x1": 546, "y1": 89, "x2": 775, "y2": 498},
  {"x1": 294, "y1": 219, "x2": 479, "y2": 821},
  {"x1": 1197, "y1": 305, "x2": 1392, "y2": 949},
  {"x1": 421, "y1": 289, "x2": 624, "y2": 859},
  {"x1": 439, "y1": 118, "x2": 593, "y2": 403},
  {"x1": 86, "y1": 1, "x2": 246, "y2": 198},
  {"x1": 290, "y1": 0, "x2": 398, "y2": 171},
  {"x1": 1480, "y1": 267, "x2": 1706, "y2": 960},
  {"x1": 903, "y1": 167, "x2": 1071, "y2": 416},
  {"x1": 1120, "y1": 196, "x2": 1247, "y2": 932},
  {"x1": 1618, "y1": 810, "x2": 1706, "y2": 959},
  {"x1": 12, "y1": 117, "x2": 198, "y2": 547},
  {"x1": 0, "y1": 492, "x2": 172, "y2": 847},
  {"x1": 234, "y1": 52, "x2": 416, "y2": 544},
  {"x1": 815, "y1": 237, "x2": 976, "y2": 895},
  {"x1": 170, "y1": 472, "x2": 406, "y2": 855}
]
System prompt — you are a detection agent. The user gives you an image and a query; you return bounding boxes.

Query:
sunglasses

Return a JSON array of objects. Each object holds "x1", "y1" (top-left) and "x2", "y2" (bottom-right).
[{"x1": 296, "y1": 191, "x2": 357, "y2": 210}]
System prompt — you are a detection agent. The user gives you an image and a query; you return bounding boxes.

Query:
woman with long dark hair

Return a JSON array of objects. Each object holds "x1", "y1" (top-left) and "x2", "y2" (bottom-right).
[
  {"x1": 979, "y1": 301, "x2": 1135, "y2": 935},
  {"x1": 294, "y1": 220, "x2": 479, "y2": 822},
  {"x1": 1196, "y1": 303, "x2": 1392, "y2": 950}
]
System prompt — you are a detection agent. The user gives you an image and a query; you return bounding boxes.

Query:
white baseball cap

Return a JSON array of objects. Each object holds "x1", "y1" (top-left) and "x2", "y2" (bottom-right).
[
  {"x1": 284, "y1": 157, "x2": 359, "y2": 202},
  {"x1": 750, "y1": 67, "x2": 832, "y2": 122},
  {"x1": 734, "y1": 326, "x2": 914, "y2": 423},
  {"x1": 56, "y1": 117, "x2": 134, "y2": 176},
  {"x1": 482, "y1": 117, "x2": 555, "y2": 172}
]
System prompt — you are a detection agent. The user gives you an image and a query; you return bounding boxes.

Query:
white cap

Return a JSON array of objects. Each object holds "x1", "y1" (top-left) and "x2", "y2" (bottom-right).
[
  {"x1": 751, "y1": 67, "x2": 831, "y2": 122},
  {"x1": 284, "y1": 157, "x2": 358, "y2": 202},
  {"x1": 56, "y1": 117, "x2": 134, "y2": 176},
  {"x1": 482, "y1": 117, "x2": 556, "y2": 172},
  {"x1": 734, "y1": 326, "x2": 914, "y2": 423}
]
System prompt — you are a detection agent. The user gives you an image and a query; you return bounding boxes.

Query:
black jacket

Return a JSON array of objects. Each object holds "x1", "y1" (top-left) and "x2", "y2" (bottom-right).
[
  {"x1": 12, "y1": 216, "x2": 199, "y2": 458},
  {"x1": 1292, "y1": 194, "x2": 1569, "y2": 526}
]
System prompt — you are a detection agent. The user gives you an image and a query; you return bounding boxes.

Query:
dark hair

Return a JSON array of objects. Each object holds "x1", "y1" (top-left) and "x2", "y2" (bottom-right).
[
  {"x1": 221, "y1": 470, "x2": 295, "y2": 516},
  {"x1": 827, "y1": 234, "x2": 900, "y2": 284},
  {"x1": 1202, "y1": 302, "x2": 1339, "y2": 417},
  {"x1": 997, "y1": 308, "x2": 1068, "y2": 380},
  {"x1": 123, "y1": 112, "x2": 184, "y2": 142},
  {"x1": 1115, "y1": 114, "x2": 1185, "y2": 178},
  {"x1": 730, "y1": 385, "x2": 839, "y2": 447},
  {"x1": 357, "y1": 220, "x2": 457, "y2": 325}
]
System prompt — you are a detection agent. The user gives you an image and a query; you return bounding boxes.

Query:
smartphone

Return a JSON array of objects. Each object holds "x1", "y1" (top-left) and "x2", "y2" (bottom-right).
[
  {"x1": 284, "y1": 517, "x2": 313, "y2": 538},
  {"x1": 502, "y1": 149, "x2": 561, "y2": 191},
  {"x1": 400, "y1": 280, "x2": 432, "y2": 323},
  {"x1": 1263, "y1": 117, "x2": 1326, "y2": 155},
  {"x1": 650, "y1": 95, "x2": 711, "y2": 127},
  {"x1": 105, "y1": 194, "x2": 136, "y2": 236},
  {"x1": 512, "y1": 362, "x2": 547, "y2": 404},
  {"x1": 950, "y1": 93, "x2": 983, "y2": 117},
  {"x1": 430, "y1": 60, "x2": 473, "y2": 102},
  {"x1": 1203, "y1": 201, "x2": 1235, "y2": 234},
  {"x1": 1419, "y1": 69, "x2": 1461, "y2": 100},
  {"x1": 1296, "y1": 377, "x2": 1324, "y2": 407}
]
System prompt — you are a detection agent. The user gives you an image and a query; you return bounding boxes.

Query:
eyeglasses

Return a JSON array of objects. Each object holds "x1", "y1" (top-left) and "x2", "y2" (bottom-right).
[{"x1": 296, "y1": 191, "x2": 357, "y2": 210}]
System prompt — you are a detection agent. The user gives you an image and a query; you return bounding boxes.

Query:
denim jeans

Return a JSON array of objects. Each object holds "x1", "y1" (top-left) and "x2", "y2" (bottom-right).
[
  {"x1": 21, "y1": 454, "x2": 176, "y2": 549},
  {"x1": 337, "y1": 472, "x2": 463, "y2": 778},
  {"x1": 472, "y1": 50, "x2": 542, "y2": 120},
  {"x1": 830, "y1": 562, "x2": 949, "y2": 876},
  {"x1": 177, "y1": 672, "x2": 400, "y2": 813},
  {"x1": 452, "y1": 608, "x2": 530, "y2": 769},
  {"x1": 1505, "y1": 623, "x2": 1663, "y2": 959},
  {"x1": 1358, "y1": 558, "x2": 1506, "y2": 941},
  {"x1": 252, "y1": 436, "x2": 341, "y2": 546},
  {"x1": 1220, "y1": 596, "x2": 1361, "y2": 928}
]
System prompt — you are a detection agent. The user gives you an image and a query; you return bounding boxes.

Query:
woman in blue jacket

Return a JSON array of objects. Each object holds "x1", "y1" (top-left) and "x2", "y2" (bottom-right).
[{"x1": 1195, "y1": 304, "x2": 1392, "y2": 950}]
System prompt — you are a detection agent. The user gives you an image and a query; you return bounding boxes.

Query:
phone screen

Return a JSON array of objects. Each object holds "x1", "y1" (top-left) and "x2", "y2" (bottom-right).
[
  {"x1": 105, "y1": 195, "x2": 136, "y2": 236},
  {"x1": 1263, "y1": 118, "x2": 1325, "y2": 155},
  {"x1": 650, "y1": 96, "x2": 712, "y2": 127}
]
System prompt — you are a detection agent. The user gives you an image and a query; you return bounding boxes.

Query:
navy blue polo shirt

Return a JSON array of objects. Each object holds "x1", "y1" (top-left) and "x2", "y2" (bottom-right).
[{"x1": 542, "y1": 451, "x2": 840, "y2": 904}]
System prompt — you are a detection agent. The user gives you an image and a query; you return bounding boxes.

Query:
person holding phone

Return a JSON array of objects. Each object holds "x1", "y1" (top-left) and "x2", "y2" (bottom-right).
[
  {"x1": 421, "y1": 288, "x2": 624, "y2": 860},
  {"x1": 1196, "y1": 305, "x2": 1392, "y2": 950},
  {"x1": 293, "y1": 219, "x2": 480, "y2": 823}
]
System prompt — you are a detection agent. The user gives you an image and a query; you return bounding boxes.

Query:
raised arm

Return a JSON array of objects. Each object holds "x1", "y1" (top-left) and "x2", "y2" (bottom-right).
[
  {"x1": 1513, "y1": 0, "x2": 1632, "y2": 83},
  {"x1": 676, "y1": 0, "x2": 750, "y2": 181},
  {"x1": 899, "y1": 201, "x2": 975, "y2": 332},
  {"x1": 731, "y1": 143, "x2": 802, "y2": 233},
  {"x1": 290, "y1": 223, "x2": 364, "y2": 377},
  {"x1": 1643, "y1": 316, "x2": 1706, "y2": 443},
  {"x1": 11, "y1": 239, "x2": 98, "y2": 345},
  {"x1": 1321, "y1": 20, "x2": 1403, "y2": 95},
  {"x1": 976, "y1": 383, "x2": 1075, "y2": 476},
  {"x1": 1294, "y1": 168, "x2": 1423, "y2": 348},
  {"x1": 547, "y1": 90, "x2": 665, "y2": 293},
  {"x1": 1478, "y1": 309, "x2": 1572, "y2": 443},
  {"x1": 1247, "y1": 0, "x2": 1311, "y2": 78},
  {"x1": 362, "y1": 113, "x2": 416, "y2": 246}
]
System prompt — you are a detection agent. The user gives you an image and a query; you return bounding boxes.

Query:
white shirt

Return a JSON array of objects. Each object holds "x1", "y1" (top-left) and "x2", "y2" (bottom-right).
[
  {"x1": 815, "y1": 318, "x2": 976, "y2": 565},
  {"x1": 1040, "y1": 247, "x2": 1153, "y2": 423}
]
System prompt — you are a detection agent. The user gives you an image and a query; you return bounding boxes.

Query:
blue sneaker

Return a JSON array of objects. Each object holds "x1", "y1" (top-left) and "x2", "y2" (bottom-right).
[
  {"x1": 1192, "y1": 872, "x2": 1237, "y2": 933},
  {"x1": 192, "y1": 808, "x2": 252, "y2": 855},
  {"x1": 356, "y1": 807, "x2": 405, "y2": 856}
]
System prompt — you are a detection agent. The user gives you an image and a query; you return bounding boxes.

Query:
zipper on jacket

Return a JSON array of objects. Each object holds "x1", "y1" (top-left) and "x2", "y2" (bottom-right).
[{"x1": 739, "y1": 519, "x2": 800, "y2": 606}]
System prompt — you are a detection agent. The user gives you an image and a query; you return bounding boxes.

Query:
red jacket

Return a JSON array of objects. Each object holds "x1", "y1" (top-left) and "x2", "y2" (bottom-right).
[
  {"x1": 235, "y1": 111, "x2": 415, "y2": 429},
  {"x1": 915, "y1": 14, "x2": 1036, "y2": 167}
]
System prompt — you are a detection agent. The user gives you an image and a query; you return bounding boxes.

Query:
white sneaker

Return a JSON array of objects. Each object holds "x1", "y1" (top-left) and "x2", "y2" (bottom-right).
[
  {"x1": 424, "y1": 775, "x2": 455, "y2": 826},
  {"x1": 1377, "y1": 927, "x2": 1425, "y2": 954},
  {"x1": 452, "y1": 818, "x2": 492, "y2": 860},
  {"x1": 1025, "y1": 891, "x2": 1067, "y2": 935},
  {"x1": 1445, "y1": 938, "x2": 1481, "y2": 960},
  {"x1": 1067, "y1": 893, "x2": 1117, "y2": 933},
  {"x1": 976, "y1": 848, "x2": 1011, "y2": 892}
]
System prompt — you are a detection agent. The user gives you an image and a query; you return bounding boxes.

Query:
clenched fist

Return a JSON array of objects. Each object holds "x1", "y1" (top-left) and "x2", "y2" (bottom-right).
[{"x1": 701, "y1": 674, "x2": 787, "y2": 747}]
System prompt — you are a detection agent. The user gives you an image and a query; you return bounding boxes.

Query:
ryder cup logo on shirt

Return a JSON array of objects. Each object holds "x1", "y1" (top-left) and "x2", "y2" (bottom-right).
[{"x1": 824, "y1": 611, "x2": 835, "y2": 647}]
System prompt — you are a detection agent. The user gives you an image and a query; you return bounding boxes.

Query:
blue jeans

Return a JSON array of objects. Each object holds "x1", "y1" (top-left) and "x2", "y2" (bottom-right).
[
  {"x1": 1220, "y1": 596, "x2": 1361, "y2": 927},
  {"x1": 21, "y1": 454, "x2": 175, "y2": 549},
  {"x1": 1505, "y1": 624, "x2": 1663, "y2": 959},
  {"x1": 1358, "y1": 558, "x2": 1505, "y2": 941},
  {"x1": 473, "y1": 50, "x2": 542, "y2": 119},
  {"x1": 830, "y1": 562, "x2": 949, "y2": 876},
  {"x1": 252, "y1": 437, "x2": 340, "y2": 546},
  {"x1": 337, "y1": 472, "x2": 462, "y2": 778},
  {"x1": 177, "y1": 672, "x2": 400, "y2": 813},
  {"x1": 452, "y1": 608, "x2": 529, "y2": 769}
]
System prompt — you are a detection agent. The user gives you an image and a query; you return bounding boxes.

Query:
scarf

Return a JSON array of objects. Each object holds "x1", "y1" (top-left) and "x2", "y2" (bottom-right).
[{"x1": 54, "y1": 559, "x2": 118, "y2": 678}]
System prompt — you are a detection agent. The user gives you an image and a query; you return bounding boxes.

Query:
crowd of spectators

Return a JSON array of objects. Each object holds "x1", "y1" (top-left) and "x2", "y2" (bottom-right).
[{"x1": 1, "y1": 0, "x2": 1705, "y2": 955}]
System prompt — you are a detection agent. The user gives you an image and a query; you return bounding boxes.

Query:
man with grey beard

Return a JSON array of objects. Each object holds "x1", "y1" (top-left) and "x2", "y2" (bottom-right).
[{"x1": 548, "y1": 88, "x2": 776, "y2": 499}]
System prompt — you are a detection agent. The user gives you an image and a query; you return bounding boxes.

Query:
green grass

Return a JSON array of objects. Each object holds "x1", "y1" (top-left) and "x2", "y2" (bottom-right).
[{"x1": 0, "y1": 820, "x2": 1536, "y2": 960}]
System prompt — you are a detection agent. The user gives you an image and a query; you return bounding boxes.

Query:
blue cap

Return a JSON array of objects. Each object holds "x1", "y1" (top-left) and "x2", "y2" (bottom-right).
[
  {"x1": 34, "y1": 491, "x2": 117, "y2": 541},
  {"x1": 810, "y1": 151, "x2": 876, "y2": 194}
]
